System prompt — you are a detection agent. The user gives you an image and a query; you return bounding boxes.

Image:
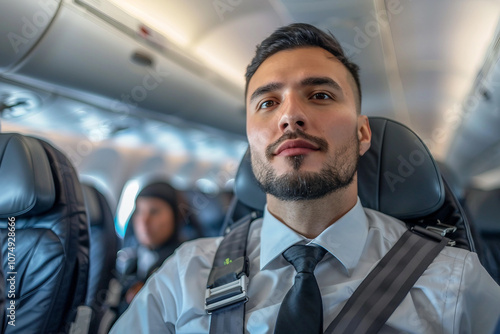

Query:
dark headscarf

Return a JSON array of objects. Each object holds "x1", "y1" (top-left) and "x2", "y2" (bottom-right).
[
  {"x1": 124, "y1": 180, "x2": 203, "y2": 249},
  {"x1": 136, "y1": 182, "x2": 179, "y2": 224}
]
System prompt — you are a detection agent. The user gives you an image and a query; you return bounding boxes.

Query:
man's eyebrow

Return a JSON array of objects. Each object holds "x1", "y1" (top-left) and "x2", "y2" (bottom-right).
[
  {"x1": 249, "y1": 82, "x2": 284, "y2": 103},
  {"x1": 300, "y1": 76, "x2": 343, "y2": 92}
]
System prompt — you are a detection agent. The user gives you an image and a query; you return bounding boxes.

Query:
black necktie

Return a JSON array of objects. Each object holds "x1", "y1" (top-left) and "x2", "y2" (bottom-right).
[{"x1": 274, "y1": 244, "x2": 328, "y2": 334}]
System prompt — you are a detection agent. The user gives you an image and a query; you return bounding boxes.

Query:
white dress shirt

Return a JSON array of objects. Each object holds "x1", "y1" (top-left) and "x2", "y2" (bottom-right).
[{"x1": 111, "y1": 198, "x2": 500, "y2": 333}]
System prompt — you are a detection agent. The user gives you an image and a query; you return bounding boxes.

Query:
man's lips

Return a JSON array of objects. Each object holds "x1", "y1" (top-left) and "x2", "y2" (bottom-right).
[
  {"x1": 274, "y1": 139, "x2": 320, "y2": 156},
  {"x1": 264, "y1": 129, "x2": 328, "y2": 160}
]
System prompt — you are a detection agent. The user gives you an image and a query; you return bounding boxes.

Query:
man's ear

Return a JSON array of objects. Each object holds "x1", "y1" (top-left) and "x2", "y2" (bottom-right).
[{"x1": 358, "y1": 115, "x2": 371, "y2": 156}]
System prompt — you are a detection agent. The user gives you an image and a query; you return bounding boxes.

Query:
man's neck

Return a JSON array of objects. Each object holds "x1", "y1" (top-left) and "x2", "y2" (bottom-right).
[{"x1": 266, "y1": 187, "x2": 358, "y2": 239}]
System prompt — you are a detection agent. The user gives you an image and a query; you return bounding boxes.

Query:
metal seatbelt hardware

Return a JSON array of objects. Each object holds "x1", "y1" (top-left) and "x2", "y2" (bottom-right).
[
  {"x1": 413, "y1": 222, "x2": 457, "y2": 247},
  {"x1": 425, "y1": 220, "x2": 457, "y2": 236},
  {"x1": 205, "y1": 256, "x2": 249, "y2": 313},
  {"x1": 411, "y1": 225, "x2": 442, "y2": 241},
  {"x1": 205, "y1": 275, "x2": 249, "y2": 313}
]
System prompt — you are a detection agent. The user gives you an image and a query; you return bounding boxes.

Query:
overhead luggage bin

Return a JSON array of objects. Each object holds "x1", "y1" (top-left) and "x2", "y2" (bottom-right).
[
  {"x1": 0, "y1": 0, "x2": 246, "y2": 135},
  {"x1": 0, "y1": 0, "x2": 62, "y2": 72}
]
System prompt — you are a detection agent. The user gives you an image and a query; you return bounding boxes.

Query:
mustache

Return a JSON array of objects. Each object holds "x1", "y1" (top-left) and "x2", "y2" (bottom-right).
[{"x1": 265, "y1": 129, "x2": 329, "y2": 160}]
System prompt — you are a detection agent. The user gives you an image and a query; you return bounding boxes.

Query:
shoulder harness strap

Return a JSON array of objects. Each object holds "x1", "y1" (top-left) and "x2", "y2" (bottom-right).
[
  {"x1": 206, "y1": 212, "x2": 258, "y2": 334},
  {"x1": 324, "y1": 225, "x2": 449, "y2": 334}
]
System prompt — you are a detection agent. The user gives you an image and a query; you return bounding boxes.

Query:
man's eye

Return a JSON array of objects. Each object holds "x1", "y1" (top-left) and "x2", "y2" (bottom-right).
[
  {"x1": 311, "y1": 93, "x2": 332, "y2": 100},
  {"x1": 259, "y1": 100, "x2": 277, "y2": 109}
]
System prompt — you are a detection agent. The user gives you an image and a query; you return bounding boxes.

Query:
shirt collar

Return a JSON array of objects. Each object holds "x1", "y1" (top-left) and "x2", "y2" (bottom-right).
[
  {"x1": 260, "y1": 197, "x2": 369, "y2": 275},
  {"x1": 259, "y1": 206, "x2": 305, "y2": 270}
]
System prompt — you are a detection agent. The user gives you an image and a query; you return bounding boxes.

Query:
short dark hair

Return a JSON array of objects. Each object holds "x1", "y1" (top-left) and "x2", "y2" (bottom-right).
[{"x1": 245, "y1": 23, "x2": 362, "y2": 113}]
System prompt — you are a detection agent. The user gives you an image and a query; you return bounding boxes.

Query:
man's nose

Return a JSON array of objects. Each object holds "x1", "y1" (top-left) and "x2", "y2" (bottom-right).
[{"x1": 278, "y1": 95, "x2": 308, "y2": 132}]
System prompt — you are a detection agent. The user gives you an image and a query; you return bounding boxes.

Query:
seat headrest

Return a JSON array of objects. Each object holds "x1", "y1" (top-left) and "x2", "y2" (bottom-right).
[
  {"x1": 0, "y1": 133, "x2": 56, "y2": 218},
  {"x1": 81, "y1": 184, "x2": 104, "y2": 226},
  {"x1": 234, "y1": 150, "x2": 266, "y2": 211},
  {"x1": 234, "y1": 117, "x2": 445, "y2": 220},
  {"x1": 357, "y1": 117, "x2": 444, "y2": 219}
]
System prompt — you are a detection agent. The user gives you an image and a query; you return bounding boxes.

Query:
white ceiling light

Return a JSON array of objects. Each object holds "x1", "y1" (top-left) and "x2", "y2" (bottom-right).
[{"x1": 0, "y1": 92, "x2": 40, "y2": 119}]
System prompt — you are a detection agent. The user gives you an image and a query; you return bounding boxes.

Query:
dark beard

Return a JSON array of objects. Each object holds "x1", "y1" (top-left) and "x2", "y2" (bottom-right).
[
  {"x1": 254, "y1": 154, "x2": 358, "y2": 201},
  {"x1": 251, "y1": 129, "x2": 359, "y2": 201}
]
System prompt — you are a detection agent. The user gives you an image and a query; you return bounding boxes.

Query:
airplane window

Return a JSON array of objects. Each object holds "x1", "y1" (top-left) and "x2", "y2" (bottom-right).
[{"x1": 115, "y1": 179, "x2": 141, "y2": 238}]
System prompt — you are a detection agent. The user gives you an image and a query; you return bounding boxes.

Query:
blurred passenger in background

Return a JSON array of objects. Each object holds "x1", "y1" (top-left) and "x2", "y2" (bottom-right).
[{"x1": 116, "y1": 182, "x2": 186, "y2": 313}]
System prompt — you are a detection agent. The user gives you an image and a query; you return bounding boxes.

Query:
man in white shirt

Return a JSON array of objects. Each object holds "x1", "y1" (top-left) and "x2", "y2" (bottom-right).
[{"x1": 111, "y1": 23, "x2": 500, "y2": 333}]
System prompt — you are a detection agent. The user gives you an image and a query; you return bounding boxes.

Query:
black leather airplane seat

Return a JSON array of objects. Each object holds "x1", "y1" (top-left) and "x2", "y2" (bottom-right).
[
  {"x1": 0, "y1": 133, "x2": 90, "y2": 333},
  {"x1": 81, "y1": 183, "x2": 119, "y2": 333},
  {"x1": 223, "y1": 117, "x2": 475, "y2": 252}
]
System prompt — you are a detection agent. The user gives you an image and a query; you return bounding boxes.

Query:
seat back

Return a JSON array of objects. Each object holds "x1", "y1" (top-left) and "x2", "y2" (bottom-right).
[
  {"x1": 0, "y1": 133, "x2": 90, "y2": 333},
  {"x1": 224, "y1": 117, "x2": 474, "y2": 251},
  {"x1": 81, "y1": 183, "x2": 118, "y2": 333}
]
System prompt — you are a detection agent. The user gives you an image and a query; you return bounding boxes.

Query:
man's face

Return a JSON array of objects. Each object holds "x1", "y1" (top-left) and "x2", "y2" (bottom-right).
[{"x1": 246, "y1": 47, "x2": 370, "y2": 200}]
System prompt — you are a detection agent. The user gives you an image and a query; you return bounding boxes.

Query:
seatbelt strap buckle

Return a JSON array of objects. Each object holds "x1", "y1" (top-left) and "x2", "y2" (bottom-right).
[
  {"x1": 412, "y1": 225, "x2": 455, "y2": 246},
  {"x1": 425, "y1": 220, "x2": 457, "y2": 236},
  {"x1": 205, "y1": 256, "x2": 249, "y2": 313},
  {"x1": 205, "y1": 274, "x2": 248, "y2": 313}
]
